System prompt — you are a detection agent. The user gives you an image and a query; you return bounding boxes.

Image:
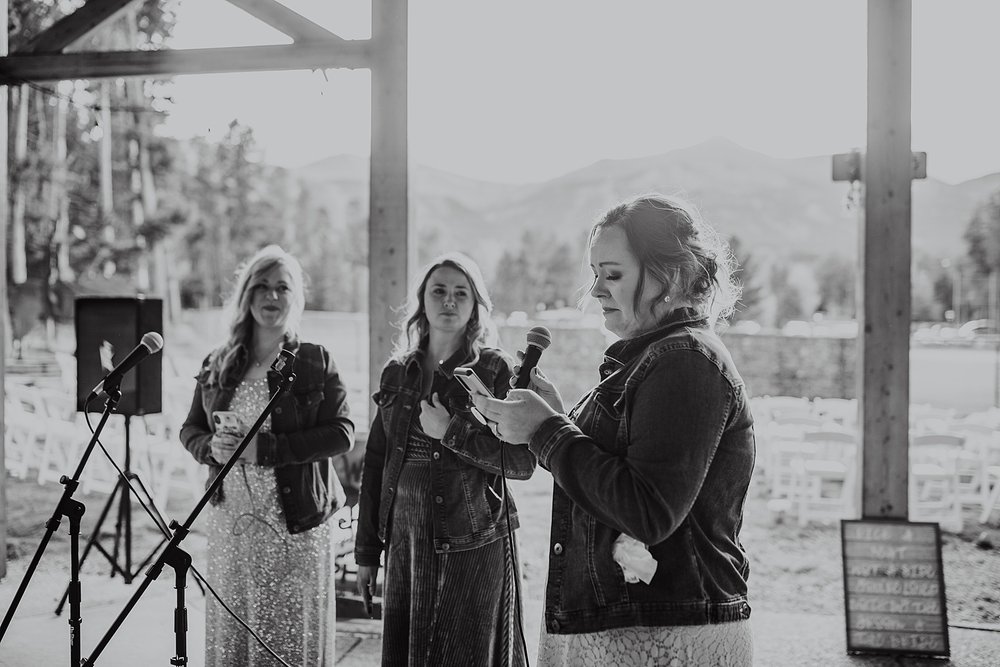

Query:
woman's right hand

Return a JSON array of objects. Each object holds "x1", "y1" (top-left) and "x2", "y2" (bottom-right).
[
  {"x1": 209, "y1": 432, "x2": 241, "y2": 465},
  {"x1": 357, "y1": 564, "x2": 379, "y2": 618},
  {"x1": 512, "y1": 354, "x2": 565, "y2": 413}
]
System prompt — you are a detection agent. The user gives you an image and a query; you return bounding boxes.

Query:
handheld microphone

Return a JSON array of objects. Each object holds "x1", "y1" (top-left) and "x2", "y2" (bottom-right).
[
  {"x1": 87, "y1": 331, "x2": 164, "y2": 403},
  {"x1": 514, "y1": 326, "x2": 552, "y2": 389}
]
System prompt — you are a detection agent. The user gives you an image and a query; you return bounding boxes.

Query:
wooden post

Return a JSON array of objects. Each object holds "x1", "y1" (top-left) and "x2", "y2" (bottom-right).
[
  {"x1": 369, "y1": 0, "x2": 409, "y2": 422},
  {"x1": 1, "y1": 0, "x2": 9, "y2": 580},
  {"x1": 860, "y1": 0, "x2": 912, "y2": 518}
]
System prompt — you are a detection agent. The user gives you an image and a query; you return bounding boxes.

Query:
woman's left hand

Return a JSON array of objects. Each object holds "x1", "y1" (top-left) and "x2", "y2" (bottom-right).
[
  {"x1": 419, "y1": 393, "x2": 451, "y2": 440},
  {"x1": 473, "y1": 389, "x2": 558, "y2": 445}
]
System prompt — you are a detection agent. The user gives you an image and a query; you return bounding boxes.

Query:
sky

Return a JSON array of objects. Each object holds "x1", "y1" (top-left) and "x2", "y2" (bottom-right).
[{"x1": 159, "y1": 0, "x2": 1000, "y2": 185}]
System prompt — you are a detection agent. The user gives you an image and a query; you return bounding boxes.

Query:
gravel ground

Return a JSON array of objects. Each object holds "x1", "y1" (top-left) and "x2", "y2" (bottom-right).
[{"x1": 4, "y1": 459, "x2": 998, "y2": 626}]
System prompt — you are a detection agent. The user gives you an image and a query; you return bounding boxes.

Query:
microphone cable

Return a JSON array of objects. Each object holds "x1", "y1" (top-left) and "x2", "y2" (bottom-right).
[
  {"x1": 499, "y1": 415, "x2": 532, "y2": 667},
  {"x1": 82, "y1": 399, "x2": 293, "y2": 667}
]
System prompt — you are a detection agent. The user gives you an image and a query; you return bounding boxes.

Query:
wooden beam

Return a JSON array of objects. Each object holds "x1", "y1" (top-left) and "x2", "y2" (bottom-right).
[
  {"x1": 368, "y1": 0, "x2": 409, "y2": 422},
  {"x1": 224, "y1": 0, "x2": 345, "y2": 43},
  {"x1": 0, "y1": 42, "x2": 371, "y2": 84},
  {"x1": 1, "y1": 0, "x2": 9, "y2": 580},
  {"x1": 17, "y1": 0, "x2": 139, "y2": 54},
  {"x1": 860, "y1": 0, "x2": 912, "y2": 519},
  {"x1": 833, "y1": 150, "x2": 927, "y2": 183}
]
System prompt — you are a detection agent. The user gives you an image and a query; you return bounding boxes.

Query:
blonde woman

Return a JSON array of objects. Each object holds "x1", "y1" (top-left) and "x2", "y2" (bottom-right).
[{"x1": 180, "y1": 245, "x2": 354, "y2": 666}]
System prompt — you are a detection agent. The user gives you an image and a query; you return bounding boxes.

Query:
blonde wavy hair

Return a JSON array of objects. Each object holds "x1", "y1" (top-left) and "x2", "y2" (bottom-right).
[{"x1": 208, "y1": 245, "x2": 306, "y2": 385}]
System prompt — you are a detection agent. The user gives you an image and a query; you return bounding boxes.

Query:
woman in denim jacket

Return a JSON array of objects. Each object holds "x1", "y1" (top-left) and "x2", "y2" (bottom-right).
[
  {"x1": 477, "y1": 195, "x2": 755, "y2": 666},
  {"x1": 180, "y1": 246, "x2": 354, "y2": 666},
  {"x1": 355, "y1": 252, "x2": 536, "y2": 666}
]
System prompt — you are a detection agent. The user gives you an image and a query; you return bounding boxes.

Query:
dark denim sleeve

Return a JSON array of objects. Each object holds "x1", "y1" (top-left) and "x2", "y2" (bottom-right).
[
  {"x1": 440, "y1": 355, "x2": 536, "y2": 479},
  {"x1": 255, "y1": 346, "x2": 355, "y2": 466},
  {"x1": 179, "y1": 358, "x2": 220, "y2": 466},
  {"x1": 355, "y1": 406, "x2": 388, "y2": 567},
  {"x1": 440, "y1": 418, "x2": 537, "y2": 479},
  {"x1": 529, "y1": 349, "x2": 732, "y2": 545}
]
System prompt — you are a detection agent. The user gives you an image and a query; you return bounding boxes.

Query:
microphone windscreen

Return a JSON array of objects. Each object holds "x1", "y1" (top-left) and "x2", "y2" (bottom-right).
[
  {"x1": 140, "y1": 331, "x2": 164, "y2": 353},
  {"x1": 526, "y1": 326, "x2": 552, "y2": 350}
]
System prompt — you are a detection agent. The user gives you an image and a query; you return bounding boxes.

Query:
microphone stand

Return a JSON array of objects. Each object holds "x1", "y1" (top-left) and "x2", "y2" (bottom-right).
[
  {"x1": 0, "y1": 388, "x2": 123, "y2": 666},
  {"x1": 82, "y1": 351, "x2": 297, "y2": 667}
]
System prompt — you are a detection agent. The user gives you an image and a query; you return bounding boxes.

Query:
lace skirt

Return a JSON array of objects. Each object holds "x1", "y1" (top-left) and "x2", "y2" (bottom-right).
[{"x1": 537, "y1": 619, "x2": 753, "y2": 667}]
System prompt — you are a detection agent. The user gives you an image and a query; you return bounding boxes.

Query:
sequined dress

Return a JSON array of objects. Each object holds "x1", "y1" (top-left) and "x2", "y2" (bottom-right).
[{"x1": 204, "y1": 378, "x2": 335, "y2": 666}]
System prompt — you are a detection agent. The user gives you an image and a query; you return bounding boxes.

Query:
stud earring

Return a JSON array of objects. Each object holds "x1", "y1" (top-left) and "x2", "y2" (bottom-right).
[{"x1": 663, "y1": 295, "x2": 671, "y2": 303}]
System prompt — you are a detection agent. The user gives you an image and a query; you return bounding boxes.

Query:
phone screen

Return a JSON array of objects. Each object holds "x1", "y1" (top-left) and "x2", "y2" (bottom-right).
[{"x1": 453, "y1": 367, "x2": 495, "y2": 398}]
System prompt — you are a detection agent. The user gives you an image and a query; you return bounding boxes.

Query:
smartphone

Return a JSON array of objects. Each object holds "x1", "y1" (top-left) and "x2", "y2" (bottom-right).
[
  {"x1": 453, "y1": 367, "x2": 494, "y2": 426},
  {"x1": 453, "y1": 367, "x2": 495, "y2": 398},
  {"x1": 212, "y1": 411, "x2": 245, "y2": 437}
]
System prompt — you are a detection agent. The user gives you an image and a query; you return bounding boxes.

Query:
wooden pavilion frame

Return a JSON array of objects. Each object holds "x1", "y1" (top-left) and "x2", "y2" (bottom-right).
[
  {"x1": 0, "y1": 0, "x2": 917, "y2": 588},
  {"x1": 0, "y1": 0, "x2": 409, "y2": 576}
]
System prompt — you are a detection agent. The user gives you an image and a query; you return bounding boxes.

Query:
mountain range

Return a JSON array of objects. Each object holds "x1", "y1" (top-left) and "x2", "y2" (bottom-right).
[{"x1": 292, "y1": 138, "x2": 1000, "y2": 277}]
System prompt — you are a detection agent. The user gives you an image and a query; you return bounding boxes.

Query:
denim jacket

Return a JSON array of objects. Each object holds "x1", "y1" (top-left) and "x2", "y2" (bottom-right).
[
  {"x1": 354, "y1": 346, "x2": 537, "y2": 567},
  {"x1": 529, "y1": 308, "x2": 755, "y2": 633},
  {"x1": 179, "y1": 338, "x2": 355, "y2": 534}
]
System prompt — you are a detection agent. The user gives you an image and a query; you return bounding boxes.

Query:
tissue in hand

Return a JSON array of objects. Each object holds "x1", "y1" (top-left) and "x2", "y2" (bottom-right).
[{"x1": 612, "y1": 534, "x2": 657, "y2": 584}]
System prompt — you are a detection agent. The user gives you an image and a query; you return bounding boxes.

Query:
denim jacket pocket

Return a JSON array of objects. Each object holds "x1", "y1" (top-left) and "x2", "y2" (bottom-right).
[
  {"x1": 591, "y1": 387, "x2": 629, "y2": 455},
  {"x1": 373, "y1": 387, "x2": 399, "y2": 428},
  {"x1": 291, "y1": 383, "x2": 324, "y2": 427},
  {"x1": 587, "y1": 518, "x2": 630, "y2": 607}
]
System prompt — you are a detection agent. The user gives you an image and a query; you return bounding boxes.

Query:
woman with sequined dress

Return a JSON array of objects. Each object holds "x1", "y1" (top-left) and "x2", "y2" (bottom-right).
[
  {"x1": 180, "y1": 245, "x2": 354, "y2": 666},
  {"x1": 355, "y1": 252, "x2": 536, "y2": 666}
]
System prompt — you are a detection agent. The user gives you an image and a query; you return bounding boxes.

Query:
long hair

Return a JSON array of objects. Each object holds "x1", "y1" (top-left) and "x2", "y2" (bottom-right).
[
  {"x1": 585, "y1": 193, "x2": 740, "y2": 325},
  {"x1": 391, "y1": 252, "x2": 498, "y2": 362},
  {"x1": 208, "y1": 245, "x2": 306, "y2": 385}
]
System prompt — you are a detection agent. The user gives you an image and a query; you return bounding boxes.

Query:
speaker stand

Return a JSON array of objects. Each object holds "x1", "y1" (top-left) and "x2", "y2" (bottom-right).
[{"x1": 54, "y1": 415, "x2": 167, "y2": 614}]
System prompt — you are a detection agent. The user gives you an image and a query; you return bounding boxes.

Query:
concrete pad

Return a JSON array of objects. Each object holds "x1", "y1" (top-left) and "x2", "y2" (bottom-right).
[
  {"x1": 5, "y1": 564, "x2": 999, "y2": 666},
  {"x1": 751, "y1": 610, "x2": 1000, "y2": 667},
  {"x1": 0, "y1": 567, "x2": 207, "y2": 666}
]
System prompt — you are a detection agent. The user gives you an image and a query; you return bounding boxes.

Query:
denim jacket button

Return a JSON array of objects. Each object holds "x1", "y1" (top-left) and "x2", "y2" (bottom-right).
[
  {"x1": 274, "y1": 407, "x2": 282, "y2": 415},
  {"x1": 432, "y1": 451, "x2": 440, "y2": 460},
  {"x1": 441, "y1": 543, "x2": 450, "y2": 551},
  {"x1": 553, "y1": 543, "x2": 563, "y2": 555},
  {"x1": 435, "y1": 495, "x2": 444, "y2": 504},
  {"x1": 281, "y1": 486, "x2": 291, "y2": 494},
  {"x1": 549, "y1": 619, "x2": 560, "y2": 632}
]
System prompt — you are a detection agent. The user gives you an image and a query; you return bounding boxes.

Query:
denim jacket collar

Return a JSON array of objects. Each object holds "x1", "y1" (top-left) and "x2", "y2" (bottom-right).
[{"x1": 601, "y1": 307, "x2": 707, "y2": 376}]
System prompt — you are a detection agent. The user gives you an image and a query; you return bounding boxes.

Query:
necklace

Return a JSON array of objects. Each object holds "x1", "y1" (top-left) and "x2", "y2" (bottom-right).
[{"x1": 253, "y1": 339, "x2": 284, "y2": 367}]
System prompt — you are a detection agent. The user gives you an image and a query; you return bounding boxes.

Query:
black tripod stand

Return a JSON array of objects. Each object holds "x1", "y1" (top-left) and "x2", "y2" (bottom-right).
[
  {"x1": 83, "y1": 350, "x2": 297, "y2": 667},
  {"x1": 0, "y1": 390, "x2": 123, "y2": 666},
  {"x1": 53, "y1": 414, "x2": 171, "y2": 614}
]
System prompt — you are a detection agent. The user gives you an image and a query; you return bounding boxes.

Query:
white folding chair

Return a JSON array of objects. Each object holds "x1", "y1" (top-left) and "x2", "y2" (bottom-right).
[
  {"x1": 812, "y1": 397, "x2": 857, "y2": 428},
  {"x1": 909, "y1": 434, "x2": 964, "y2": 532},
  {"x1": 796, "y1": 429, "x2": 859, "y2": 526}
]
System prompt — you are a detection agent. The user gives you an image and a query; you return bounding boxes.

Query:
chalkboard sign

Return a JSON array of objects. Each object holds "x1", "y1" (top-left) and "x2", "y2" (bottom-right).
[{"x1": 841, "y1": 519, "x2": 949, "y2": 657}]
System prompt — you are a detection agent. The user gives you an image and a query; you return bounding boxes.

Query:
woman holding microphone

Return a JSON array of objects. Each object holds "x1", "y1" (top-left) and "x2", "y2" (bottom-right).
[{"x1": 475, "y1": 194, "x2": 756, "y2": 666}]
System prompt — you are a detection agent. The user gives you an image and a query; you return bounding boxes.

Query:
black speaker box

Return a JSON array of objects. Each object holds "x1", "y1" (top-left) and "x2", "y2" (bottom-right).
[{"x1": 75, "y1": 296, "x2": 163, "y2": 415}]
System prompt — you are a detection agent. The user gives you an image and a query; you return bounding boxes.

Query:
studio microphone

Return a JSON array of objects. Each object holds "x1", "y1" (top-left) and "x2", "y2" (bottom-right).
[
  {"x1": 87, "y1": 331, "x2": 164, "y2": 403},
  {"x1": 514, "y1": 326, "x2": 552, "y2": 389}
]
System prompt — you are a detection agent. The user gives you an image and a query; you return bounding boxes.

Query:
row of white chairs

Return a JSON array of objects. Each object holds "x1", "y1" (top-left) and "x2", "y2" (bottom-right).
[
  {"x1": 4, "y1": 380, "x2": 206, "y2": 512},
  {"x1": 757, "y1": 413, "x2": 1000, "y2": 530}
]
